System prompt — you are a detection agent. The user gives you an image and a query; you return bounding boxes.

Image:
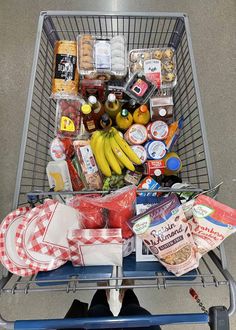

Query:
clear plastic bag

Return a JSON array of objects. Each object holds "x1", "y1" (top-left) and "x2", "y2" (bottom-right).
[{"x1": 68, "y1": 186, "x2": 137, "y2": 238}]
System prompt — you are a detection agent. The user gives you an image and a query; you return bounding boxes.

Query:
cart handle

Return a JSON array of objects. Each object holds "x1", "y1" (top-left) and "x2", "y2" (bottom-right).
[{"x1": 12, "y1": 313, "x2": 208, "y2": 329}]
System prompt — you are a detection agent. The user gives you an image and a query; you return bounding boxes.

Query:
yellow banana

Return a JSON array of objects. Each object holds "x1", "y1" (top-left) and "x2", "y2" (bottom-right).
[
  {"x1": 115, "y1": 155, "x2": 124, "y2": 169},
  {"x1": 94, "y1": 134, "x2": 112, "y2": 177},
  {"x1": 109, "y1": 135, "x2": 135, "y2": 171},
  {"x1": 111, "y1": 127, "x2": 142, "y2": 165},
  {"x1": 90, "y1": 130, "x2": 103, "y2": 152},
  {"x1": 104, "y1": 136, "x2": 122, "y2": 175}
]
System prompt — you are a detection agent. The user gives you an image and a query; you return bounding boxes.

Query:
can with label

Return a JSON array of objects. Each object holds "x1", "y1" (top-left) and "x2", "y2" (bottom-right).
[
  {"x1": 145, "y1": 140, "x2": 167, "y2": 160},
  {"x1": 52, "y1": 40, "x2": 79, "y2": 97}
]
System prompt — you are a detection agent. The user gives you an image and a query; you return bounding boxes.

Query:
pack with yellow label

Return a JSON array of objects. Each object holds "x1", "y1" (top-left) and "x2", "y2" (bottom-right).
[{"x1": 55, "y1": 97, "x2": 84, "y2": 139}]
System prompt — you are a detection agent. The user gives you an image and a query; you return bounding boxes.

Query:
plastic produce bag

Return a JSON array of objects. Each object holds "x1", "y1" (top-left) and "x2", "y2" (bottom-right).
[
  {"x1": 68, "y1": 194, "x2": 104, "y2": 229},
  {"x1": 68, "y1": 186, "x2": 137, "y2": 238}
]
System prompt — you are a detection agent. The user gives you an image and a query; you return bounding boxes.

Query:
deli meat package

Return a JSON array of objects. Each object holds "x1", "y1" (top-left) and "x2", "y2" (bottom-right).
[
  {"x1": 190, "y1": 195, "x2": 236, "y2": 256},
  {"x1": 129, "y1": 194, "x2": 200, "y2": 276}
]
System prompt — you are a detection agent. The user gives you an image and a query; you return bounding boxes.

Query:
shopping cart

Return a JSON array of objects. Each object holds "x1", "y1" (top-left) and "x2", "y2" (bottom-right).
[{"x1": 0, "y1": 11, "x2": 235, "y2": 330}]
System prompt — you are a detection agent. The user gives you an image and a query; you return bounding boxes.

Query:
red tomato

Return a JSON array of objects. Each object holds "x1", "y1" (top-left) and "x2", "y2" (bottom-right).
[
  {"x1": 67, "y1": 106, "x2": 77, "y2": 115},
  {"x1": 62, "y1": 108, "x2": 70, "y2": 117},
  {"x1": 69, "y1": 113, "x2": 76, "y2": 120},
  {"x1": 71, "y1": 100, "x2": 81, "y2": 109},
  {"x1": 59, "y1": 100, "x2": 69, "y2": 111}
]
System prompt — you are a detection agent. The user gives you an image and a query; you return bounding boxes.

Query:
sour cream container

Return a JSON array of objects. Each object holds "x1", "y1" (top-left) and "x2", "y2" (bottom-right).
[
  {"x1": 144, "y1": 140, "x2": 167, "y2": 160},
  {"x1": 124, "y1": 124, "x2": 148, "y2": 145},
  {"x1": 147, "y1": 120, "x2": 169, "y2": 140},
  {"x1": 130, "y1": 145, "x2": 147, "y2": 164}
]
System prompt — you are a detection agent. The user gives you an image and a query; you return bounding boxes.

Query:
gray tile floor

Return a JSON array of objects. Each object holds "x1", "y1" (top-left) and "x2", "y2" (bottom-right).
[{"x1": 0, "y1": 0, "x2": 236, "y2": 329}]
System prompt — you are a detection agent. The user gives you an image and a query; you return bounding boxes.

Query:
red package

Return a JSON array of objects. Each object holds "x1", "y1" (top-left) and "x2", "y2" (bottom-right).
[
  {"x1": 68, "y1": 194, "x2": 104, "y2": 229},
  {"x1": 70, "y1": 186, "x2": 137, "y2": 238},
  {"x1": 56, "y1": 98, "x2": 82, "y2": 139},
  {"x1": 61, "y1": 138, "x2": 84, "y2": 191}
]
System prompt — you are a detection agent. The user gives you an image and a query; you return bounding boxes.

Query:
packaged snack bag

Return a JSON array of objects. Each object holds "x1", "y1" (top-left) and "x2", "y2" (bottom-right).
[
  {"x1": 129, "y1": 194, "x2": 200, "y2": 276},
  {"x1": 190, "y1": 195, "x2": 236, "y2": 256}
]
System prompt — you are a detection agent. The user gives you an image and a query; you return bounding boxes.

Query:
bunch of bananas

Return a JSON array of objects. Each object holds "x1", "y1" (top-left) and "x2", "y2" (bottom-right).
[{"x1": 90, "y1": 127, "x2": 142, "y2": 177}]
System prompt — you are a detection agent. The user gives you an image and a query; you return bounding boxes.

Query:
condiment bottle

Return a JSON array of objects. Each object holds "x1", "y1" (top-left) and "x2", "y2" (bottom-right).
[
  {"x1": 100, "y1": 113, "x2": 112, "y2": 130},
  {"x1": 105, "y1": 93, "x2": 121, "y2": 121},
  {"x1": 81, "y1": 104, "x2": 97, "y2": 133},
  {"x1": 88, "y1": 95, "x2": 105, "y2": 121},
  {"x1": 163, "y1": 152, "x2": 182, "y2": 175},
  {"x1": 116, "y1": 109, "x2": 133, "y2": 130},
  {"x1": 133, "y1": 105, "x2": 150, "y2": 125}
]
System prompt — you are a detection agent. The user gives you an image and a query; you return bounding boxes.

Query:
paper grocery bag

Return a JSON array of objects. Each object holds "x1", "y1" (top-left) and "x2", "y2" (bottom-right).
[{"x1": 67, "y1": 228, "x2": 123, "y2": 267}]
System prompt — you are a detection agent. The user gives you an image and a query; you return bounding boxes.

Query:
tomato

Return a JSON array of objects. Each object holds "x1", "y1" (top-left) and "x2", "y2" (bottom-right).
[
  {"x1": 62, "y1": 108, "x2": 71, "y2": 117},
  {"x1": 59, "y1": 100, "x2": 69, "y2": 111},
  {"x1": 67, "y1": 106, "x2": 77, "y2": 114},
  {"x1": 71, "y1": 100, "x2": 81, "y2": 108}
]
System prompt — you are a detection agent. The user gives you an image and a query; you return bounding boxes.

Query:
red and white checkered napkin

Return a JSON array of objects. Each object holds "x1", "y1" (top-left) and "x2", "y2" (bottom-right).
[
  {"x1": 67, "y1": 228, "x2": 123, "y2": 267},
  {"x1": 28, "y1": 200, "x2": 81, "y2": 260}
]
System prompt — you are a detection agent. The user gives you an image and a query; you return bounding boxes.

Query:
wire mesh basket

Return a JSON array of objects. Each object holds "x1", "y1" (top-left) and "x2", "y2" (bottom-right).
[{"x1": 0, "y1": 11, "x2": 235, "y2": 330}]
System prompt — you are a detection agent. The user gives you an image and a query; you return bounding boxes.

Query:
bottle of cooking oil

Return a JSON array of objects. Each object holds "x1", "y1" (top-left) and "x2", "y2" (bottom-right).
[{"x1": 104, "y1": 93, "x2": 121, "y2": 121}]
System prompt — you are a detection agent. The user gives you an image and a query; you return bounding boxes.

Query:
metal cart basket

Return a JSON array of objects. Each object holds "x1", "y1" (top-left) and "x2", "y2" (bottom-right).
[{"x1": 1, "y1": 11, "x2": 235, "y2": 330}]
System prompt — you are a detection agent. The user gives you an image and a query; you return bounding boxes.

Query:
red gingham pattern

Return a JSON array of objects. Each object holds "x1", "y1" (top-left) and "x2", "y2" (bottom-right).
[
  {"x1": 67, "y1": 237, "x2": 82, "y2": 266},
  {"x1": 67, "y1": 228, "x2": 122, "y2": 266},
  {"x1": 28, "y1": 200, "x2": 70, "y2": 260},
  {"x1": 15, "y1": 201, "x2": 66, "y2": 272},
  {"x1": 0, "y1": 207, "x2": 39, "y2": 276}
]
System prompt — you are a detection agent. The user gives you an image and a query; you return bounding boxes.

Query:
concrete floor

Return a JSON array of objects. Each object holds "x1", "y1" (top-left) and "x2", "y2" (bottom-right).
[{"x1": 0, "y1": 0, "x2": 236, "y2": 329}]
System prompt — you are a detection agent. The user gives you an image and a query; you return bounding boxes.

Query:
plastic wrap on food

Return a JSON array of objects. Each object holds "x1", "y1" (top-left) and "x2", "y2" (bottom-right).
[
  {"x1": 77, "y1": 34, "x2": 127, "y2": 78},
  {"x1": 129, "y1": 47, "x2": 177, "y2": 89},
  {"x1": 51, "y1": 40, "x2": 79, "y2": 97}
]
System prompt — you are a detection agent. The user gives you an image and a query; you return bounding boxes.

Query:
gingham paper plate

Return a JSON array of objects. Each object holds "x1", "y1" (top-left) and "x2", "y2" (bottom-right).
[
  {"x1": 28, "y1": 200, "x2": 80, "y2": 260},
  {"x1": 0, "y1": 207, "x2": 39, "y2": 276},
  {"x1": 15, "y1": 201, "x2": 66, "y2": 272}
]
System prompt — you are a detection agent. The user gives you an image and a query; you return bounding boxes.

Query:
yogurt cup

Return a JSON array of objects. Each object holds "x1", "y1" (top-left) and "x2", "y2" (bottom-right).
[
  {"x1": 148, "y1": 120, "x2": 169, "y2": 140},
  {"x1": 131, "y1": 145, "x2": 147, "y2": 164},
  {"x1": 145, "y1": 140, "x2": 167, "y2": 160},
  {"x1": 124, "y1": 124, "x2": 148, "y2": 145}
]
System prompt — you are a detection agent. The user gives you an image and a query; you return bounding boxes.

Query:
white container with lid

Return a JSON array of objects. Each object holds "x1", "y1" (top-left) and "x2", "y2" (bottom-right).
[
  {"x1": 144, "y1": 140, "x2": 167, "y2": 160},
  {"x1": 148, "y1": 120, "x2": 169, "y2": 140},
  {"x1": 46, "y1": 161, "x2": 72, "y2": 192},
  {"x1": 124, "y1": 124, "x2": 148, "y2": 145},
  {"x1": 50, "y1": 138, "x2": 66, "y2": 161},
  {"x1": 130, "y1": 145, "x2": 147, "y2": 164}
]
